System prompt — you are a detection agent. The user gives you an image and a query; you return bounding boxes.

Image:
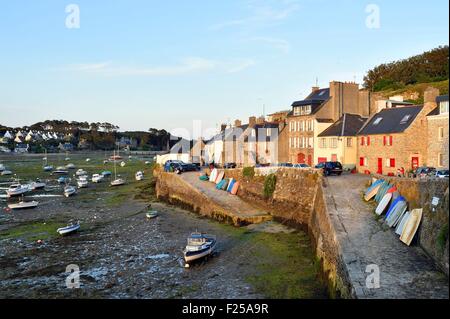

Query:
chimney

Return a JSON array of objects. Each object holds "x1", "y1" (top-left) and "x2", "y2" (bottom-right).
[
  {"x1": 311, "y1": 86, "x2": 320, "y2": 93},
  {"x1": 220, "y1": 123, "x2": 227, "y2": 132},
  {"x1": 423, "y1": 87, "x2": 439, "y2": 113},
  {"x1": 248, "y1": 116, "x2": 256, "y2": 127},
  {"x1": 256, "y1": 116, "x2": 265, "y2": 124},
  {"x1": 234, "y1": 119, "x2": 242, "y2": 127}
]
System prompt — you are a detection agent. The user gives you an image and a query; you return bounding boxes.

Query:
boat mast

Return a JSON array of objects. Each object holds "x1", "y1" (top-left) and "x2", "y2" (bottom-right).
[{"x1": 113, "y1": 150, "x2": 117, "y2": 179}]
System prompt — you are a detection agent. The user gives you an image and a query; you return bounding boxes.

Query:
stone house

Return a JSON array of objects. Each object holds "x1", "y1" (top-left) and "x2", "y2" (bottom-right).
[
  {"x1": 427, "y1": 94, "x2": 449, "y2": 169},
  {"x1": 190, "y1": 138, "x2": 206, "y2": 165},
  {"x1": 316, "y1": 113, "x2": 367, "y2": 169},
  {"x1": 287, "y1": 81, "x2": 371, "y2": 165},
  {"x1": 356, "y1": 88, "x2": 440, "y2": 175}
]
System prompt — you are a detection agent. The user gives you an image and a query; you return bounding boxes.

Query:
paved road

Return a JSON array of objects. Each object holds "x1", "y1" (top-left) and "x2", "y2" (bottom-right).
[{"x1": 324, "y1": 173, "x2": 449, "y2": 299}]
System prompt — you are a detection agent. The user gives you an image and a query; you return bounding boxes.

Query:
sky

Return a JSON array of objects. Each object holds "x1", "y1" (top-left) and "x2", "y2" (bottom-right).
[{"x1": 0, "y1": 0, "x2": 448, "y2": 139}]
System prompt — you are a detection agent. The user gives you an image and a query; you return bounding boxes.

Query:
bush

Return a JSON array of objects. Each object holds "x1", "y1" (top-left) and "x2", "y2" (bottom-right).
[
  {"x1": 242, "y1": 166, "x2": 255, "y2": 178},
  {"x1": 263, "y1": 174, "x2": 277, "y2": 198}
]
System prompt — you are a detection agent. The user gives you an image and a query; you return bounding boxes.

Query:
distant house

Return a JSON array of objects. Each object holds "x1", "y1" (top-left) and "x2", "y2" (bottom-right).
[
  {"x1": 190, "y1": 138, "x2": 206, "y2": 165},
  {"x1": 316, "y1": 113, "x2": 367, "y2": 169},
  {"x1": 14, "y1": 143, "x2": 29, "y2": 153},
  {"x1": 117, "y1": 136, "x2": 137, "y2": 149},
  {"x1": 357, "y1": 88, "x2": 440, "y2": 175},
  {"x1": 427, "y1": 94, "x2": 449, "y2": 169}
]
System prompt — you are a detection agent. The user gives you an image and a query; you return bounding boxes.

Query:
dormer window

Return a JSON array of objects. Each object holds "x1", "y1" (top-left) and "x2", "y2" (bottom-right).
[
  {"x1": 373, "y1": 117, "x2": 383, "y2": 125},
  {"x1": 400, "y1": 115, "x2": 410, "y2": 124},
  {"x1": 440, "y1": 101, "x2": 449, "y2": 114}
]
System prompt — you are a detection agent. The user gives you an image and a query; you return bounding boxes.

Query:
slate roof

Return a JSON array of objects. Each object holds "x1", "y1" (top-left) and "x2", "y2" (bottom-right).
[
  {"x1": 358, "y1": 106, "x2": 423, "y2": 135},
  {"x1": 290, "y1": 88, "x2": 330, "y2": 115},
  {"x1": 318, "y1": 114, "x2": 368, "y2": 137},
  {"x1": 436, "y1": 95, "x2": 449, "y2": 103}
]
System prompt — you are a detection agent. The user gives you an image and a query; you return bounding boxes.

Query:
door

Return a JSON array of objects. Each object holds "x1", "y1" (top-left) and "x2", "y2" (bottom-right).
[
  {"x1": 411, "y1": 157, "x2": 419, "y2": 170},
  {"x1": 318, "y1": 157, "x2": 327, "y2": 164},
  {"x1": 331, "y1": 154, "x2": 338, "y2": 162},
  {"x1": 297, "y1": 153, "x2": 305, "y2": 164},
  {"x1": 307, "y1": 155, "x2": 312, "y2": 166},
  {"x1": 377, "y1": 158, "x2": 383, "y2": 174}
]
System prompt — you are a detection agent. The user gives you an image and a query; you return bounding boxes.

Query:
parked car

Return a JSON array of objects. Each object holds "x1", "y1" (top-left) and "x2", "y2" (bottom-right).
[
  {"x1": 315, "y1": 162, "x2": 325, "y2": 169},
  {"x1": 278, "y1": 163, "x2": 293, "y2": 167},
  {"x1": 414, "y1": 166, "x2": 436, "y2": 178},
  {"x1": 293, "y1": 163, "x2": 310, "y2": 169},
  {"x1": 321, "y1": 161, "x2": 343, "y2": 176},
  {"x1": 435, "y1": 169, "x2": 449, "y2": 178},
  {"x1": 224, "y1": 162, "x2": 237, "y2": 169},
  {"x1": 165, "y1": 161, "x2": 200, "y2": 173}
]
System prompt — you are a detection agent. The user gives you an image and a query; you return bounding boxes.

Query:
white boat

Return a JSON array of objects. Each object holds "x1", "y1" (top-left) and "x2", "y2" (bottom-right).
[
  {"x1": 75, "y1": 169, "x2": 88, "y2": 177},
  {"x1": 0, "y1": 164, "x2": 5, "y2": 172},
  {"x1": 146, "y1": 210, "x2": 158, "y2": 219},
  {"x1": 92, "y1": 174, "x2": 104, "y2": 183},
  {"x1": 64, "y1": 185, "x2": 77, "y2": 197},
  {"x1": 183, "y1": 232, "x2": 217, "y2": 264},
  {"x1": 8, "y1": 200, "x2": 39, "y2": 210},
  {"x1": 1, "y1": 170, "x2": 13, "y2": 176},
  {"x1": 77, "y1": 179, "x2": 89, "y2": 188},
  {"x1": 30, "y1": 179, "x2": 46, "y2": 190},
  {"x1": 66, "y1": 163, "x2": 76, "y2": 169},
  {"x1": 6, "y1": 184, "x2": 30, "y2": 197},
  {"x1": 120, "y1": 161, "x2": 126, "y2": 167},
  {"x1": 57, "y1": 222, "x2": 80, "y2": 236},
  {"x1": 110, "y1": 150, "x2": 125, "y2": 187},
  {"x1": 56, "y1": 166, "x2": 66, "y2": 170},
  {"x1": 86, "y1": 158, "x2": 91, "y2": 162},
  {"x1": 135, "y1": 171, "x2": 144, "y2": 181},
  {"x1": 43, "y1": 165, "x2": 53, "y2": 172}
]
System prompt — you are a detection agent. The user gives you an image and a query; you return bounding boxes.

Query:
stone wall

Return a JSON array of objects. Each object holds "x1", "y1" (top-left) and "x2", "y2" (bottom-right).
[
  {"x1": 427, "y1": 114, "x2": 449, "y2": 169},
  {"x1": 373, "y1": 174, "x2": 449, "y2": 275}
]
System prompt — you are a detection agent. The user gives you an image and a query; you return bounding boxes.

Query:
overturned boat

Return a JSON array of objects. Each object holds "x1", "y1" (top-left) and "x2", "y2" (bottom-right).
[{"x1": 183, "y1": 232, "x2": 217, "y2": 265}]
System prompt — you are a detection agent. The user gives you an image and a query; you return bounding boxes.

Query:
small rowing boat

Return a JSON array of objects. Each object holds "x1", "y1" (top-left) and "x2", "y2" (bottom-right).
[
  {"x1": 146, "y1": 210, "x2": 158, "y2": 219},
  {"x1": 8, "y1": 200, "x2": 39, "y2": 210},
  {"x1": 57, "y1": 222, "x2": 80, "y2": 236}
]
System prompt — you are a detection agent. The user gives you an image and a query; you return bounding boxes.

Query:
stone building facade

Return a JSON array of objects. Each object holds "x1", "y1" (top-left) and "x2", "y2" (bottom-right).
[{"x1": 427, "y1": 95, "x2": 449, "y2": 169}]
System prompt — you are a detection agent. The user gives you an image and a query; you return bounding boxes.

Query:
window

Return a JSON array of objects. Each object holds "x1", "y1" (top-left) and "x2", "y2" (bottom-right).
[
  {"x1": 400, "y1": 115, "x2": 411, "y2": 124},
  {"x1": 373, "y1": 117, "x2": 383, "y2": 125},
  {"x1": 440, "y1": 101, "x2": 449, "y2": 114},
  {"x1": 359, "y1": 157, "x2": 368, "y2": 167},
  {"x1": 383, "y1": 136, "x2": 393, "y2": 146},
  {"x1": 346, "y1": 138, "x2": 352, "y2": 147},
  {"x1": 438, "y1": 127, "x2": 444, "y2": 141},
  {"x1": 266, "y1": 128, "x2": 271, "y2": 137},
  {"x1": 330, "y1": 138, "x2": 338, "y2": 148},
  {"x1": 308, "y1": 137, "x2": 313, "y2": 148},
  {"x1": 386, "y1": 158, "x2": 395, "y2": 167},
  {"x1": 360, "y1": 136, "x2": 365, "y2": 146},
  {"x1": 367, "y1": 136, "x2": 371, "y2": 146},
  {"x1": 293, "y1": 107, "x2": 301, "y2": 116},
  {"x1": 438, "y1": 153, "x2": 443, "y2": 167},
  {"x1": 319, "y1": 138, "x2": 327, "y2": 148}
]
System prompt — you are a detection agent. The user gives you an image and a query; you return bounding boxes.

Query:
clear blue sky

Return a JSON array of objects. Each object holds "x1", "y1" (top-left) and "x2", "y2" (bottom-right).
[{"x1": 0, "y1": 0, "x2": 448, "y2": 138}]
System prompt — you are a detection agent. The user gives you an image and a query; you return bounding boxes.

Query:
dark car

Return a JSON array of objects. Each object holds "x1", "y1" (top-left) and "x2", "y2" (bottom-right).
[
  {"x1": 278, "y1": 163, "x2": 293, "y2": 167},
  {"x1": 224, "y1": 162, "x2": 237, "y2": 169},
  {"x1": 414, "y1": 166, "x2": 436, "y2": 178},
  {"x1": 315, "y1": 162, "x2": 325, "y2": 169},
  {"x1": 164, "y1": 161, "x2": 199, "y2": 173},
  {"x1": 322, "y1": 161, "x2": 343, "y2": 176}
]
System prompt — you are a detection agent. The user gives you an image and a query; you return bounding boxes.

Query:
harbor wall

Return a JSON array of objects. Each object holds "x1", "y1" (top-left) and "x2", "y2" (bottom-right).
[{"x1": 373, "y1": 174, "x2": 449, "y2": 275}]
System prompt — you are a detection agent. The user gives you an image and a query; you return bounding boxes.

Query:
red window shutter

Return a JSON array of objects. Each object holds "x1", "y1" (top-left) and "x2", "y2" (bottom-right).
[
  {"x1": 360, "y1": 137, "x2": 364, "y2": 146},
  {"x1": 383, "y1": 136, "x2": 386, "y2": 146},
  {"x1": 367, "y1": 136, "x2": 371, "y2": 146},
  {"x1": 360, "y1": 157, "x2": 364, "y2": 166},
  {"x1": 389, "y1": 136, "x2": 393, "y2": 146},
  {"x1": 390, "y1": 158, "x2": 395, "y2": 167}
]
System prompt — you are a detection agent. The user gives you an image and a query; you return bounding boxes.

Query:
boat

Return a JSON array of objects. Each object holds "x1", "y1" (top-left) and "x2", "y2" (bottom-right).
[
  {"x1": 135, "y1": 171, "x2": 144, "y2": 181},
  {"x1": 386, "y1": 200, "x2": 407, "y2": 228},
  {"x1": 77, "y1": 178, "x2": 88, "y2": 188},
  {"x1": 1, "y1": 170, "x2": 13, "y2": 176},
  {"x1": 120, "y1": 161, "x2": 126, "y2": 167},
  {"x1": 57, "y1": 221, "x2": 80, "y2": 236},
  {"x1": 400, "y1": 208, "x2": 423, "y2": 246},
  {"x1": 102, "y1": 171, "x2": 112, "y2": 177},
  {"x1": 183, "y1": 232, "x2": 217, "y2": 265},
  {"x1": 75, "y1": 169, "x2": 88, "y2": 177},
  {"x1": 146, "y1": 210, "x2": 158, "y2": 219},
  {"x1": 86, "y1": 158, "x2": 91, "y2": 162},
  {"x1": 6, "y1": 184, "x2": 30, "y2": 197},
  {"x1": 364, "y1": 183, "x2": 382, "y2": 201},
  {"x1": 0, "y1": 164, "x2": 5, "y2": 172},
  {"x1": 375, "y1": 192, "x2": 392, "y2": 215},
  {"x1": 110, "y1": 150, "x2": 125, "y2": 187},
  {"x1": 42, "y1": 150, "x2": 53, "y2": 172},
  {"x1": 66, "y1": 163, "x2": 76, "y2": 170},
  {"x1": 8, "y1": 200, "x2": 39, "y2": 210},
  {"x1": 64, "y1": 185, "x2": 77, "y2": 197},
  {"x1": 30, "y1": 179, "x2": 46, "y2": 190},
  {"x1": 58, "y1": 176, "x2": 69, "y2": 184},
  {"x1": 92, "y1": 174, "x2": 104, "y2": 183},
  {"x1": 395, "y1": 211, "x2": 411, "y2": 235}
]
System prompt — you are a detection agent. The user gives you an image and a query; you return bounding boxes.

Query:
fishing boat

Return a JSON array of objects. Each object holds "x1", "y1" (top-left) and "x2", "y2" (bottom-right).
[
  {"x1": 64, "y1": 185, "x2": 77, "y2": 197},
  {"x1": 135, "y1": 171, "x2": 144, "y2": 181},
  {"x1": 6, "y1": 184, "x2": 30, "y2": 197},
  {"x1": 66, "y1": 163, "x2": 76, "y2": 170},
  {"x1": 30, "y1": 179, "x2": 46, "y2": 190},
  {"x1": 146, "y1": 210, "x2": 158, "y2": 219},
  {"x1": 57, "y1": 221, "x2": 80, "y2": 236},
  {"x1": 110, "y1": 150, "x2": 125, "y2": 187},
  {"x1": 92, "y1": 174, "x2": 104, "y2": 183},
  {"x1": 1, "y1": 170, "x2": 13, "y2": 176},
  {"x1": 183, "y1": 232, "x2": 217, "y2": 265},
  {"x1": 8, "y1": 200, "x2": 39, "y2": 210},
  {"x1": 77, "y1": 178, "x2": 89, "y2": 188}
]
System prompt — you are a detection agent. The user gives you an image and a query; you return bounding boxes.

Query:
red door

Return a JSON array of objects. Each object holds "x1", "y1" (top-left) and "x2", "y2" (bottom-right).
[
  {"x1": 318, "y1": 157, "x2": 327, "y2": 163},
  {"x1": 411, "y1": 157, "x2": 419, "y2": 170},
  {"x1": 307, "y1": 155, "x2": 312, "y2": 166},
  {"x1": 331, "y1": 154, "x2": 338, "y2": 162},
  {"x1": 377, "y1": 158, "x2": 383, "y2": 174},
  {"x1": 297, "y1": 153, "x2": 305, "y2": 164}
]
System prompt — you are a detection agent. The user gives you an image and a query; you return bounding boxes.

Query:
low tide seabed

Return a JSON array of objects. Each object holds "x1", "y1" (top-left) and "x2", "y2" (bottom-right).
[{"x1": 0, "y1": 153, "x2": 327, "y2": 299}]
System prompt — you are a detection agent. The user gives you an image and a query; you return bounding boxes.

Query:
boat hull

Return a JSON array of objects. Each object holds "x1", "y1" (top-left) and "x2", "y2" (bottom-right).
[
  {"x1": 57, "y1": 224, "x2": 80, "y2": 235},
  {"x1": 184, "y1": 240, "x2": 216, "y2": 263},
  {"x1": 8, "y1": 201, "x2": 39, "y2": 210}
]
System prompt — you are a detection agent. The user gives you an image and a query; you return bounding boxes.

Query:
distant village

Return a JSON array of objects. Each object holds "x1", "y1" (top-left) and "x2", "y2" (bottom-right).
[{"x1": 168, "y1": 81, "x2": 448, "y2": 176}]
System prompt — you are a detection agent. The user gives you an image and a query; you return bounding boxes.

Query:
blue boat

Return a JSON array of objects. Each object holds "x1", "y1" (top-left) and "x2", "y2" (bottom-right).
[
  {"x1": 102, "y1": 171, "x2": 112, "y2": 177},
  {"x1": 58, "y1": 176, "x2": 69, "y2": 184}
]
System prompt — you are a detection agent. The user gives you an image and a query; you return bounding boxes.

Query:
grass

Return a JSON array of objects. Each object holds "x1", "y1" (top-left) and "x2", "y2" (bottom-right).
[{"x1": 0, "y1": 220, "x2": 66, "y2": 242}]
